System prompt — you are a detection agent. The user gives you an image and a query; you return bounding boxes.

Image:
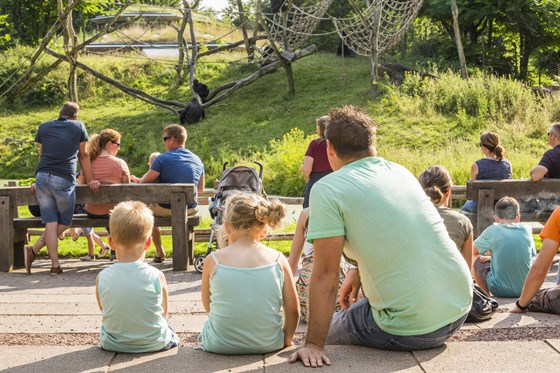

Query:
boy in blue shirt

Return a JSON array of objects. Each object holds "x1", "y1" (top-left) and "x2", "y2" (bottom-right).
[{"x1": 473, "y1": 196, "x2": 536, "y2": 297}]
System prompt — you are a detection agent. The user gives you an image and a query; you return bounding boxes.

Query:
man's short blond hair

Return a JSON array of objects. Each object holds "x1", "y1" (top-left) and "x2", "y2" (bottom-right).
[{"x1": 109, "y1": 201, "x2": 154, "y2": 246}]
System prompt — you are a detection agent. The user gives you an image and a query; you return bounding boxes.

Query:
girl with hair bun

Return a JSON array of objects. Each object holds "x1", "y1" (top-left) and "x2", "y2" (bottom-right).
[
  {"x1": 419, "y1": 166, "x2": 473, "y2": 267},
  {"x1": 198, "y1": 192, "x2": 299, "y2": 355},
  {"x1": 461, "y1": 132, "x2": 512, "y2": 213}
]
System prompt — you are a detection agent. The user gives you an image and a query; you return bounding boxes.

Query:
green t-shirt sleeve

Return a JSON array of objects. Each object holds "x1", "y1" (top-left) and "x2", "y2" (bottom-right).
[{"x1": 307, "y1": 181, "x2": 346, "y2": 242}]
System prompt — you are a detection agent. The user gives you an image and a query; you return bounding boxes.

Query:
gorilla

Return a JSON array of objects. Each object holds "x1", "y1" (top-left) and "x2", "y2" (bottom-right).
[
  {"x1": 193, "y1": 79, "x2": 209, "y2": 102},
  {"x1": 179, "y1": 98, "x2": 205, "y2": 125}
]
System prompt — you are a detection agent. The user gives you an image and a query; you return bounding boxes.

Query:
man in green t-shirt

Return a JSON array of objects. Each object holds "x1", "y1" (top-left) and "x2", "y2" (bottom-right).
[{"x1": 290, "y1": 106, "x2": 472, "y2": 368}]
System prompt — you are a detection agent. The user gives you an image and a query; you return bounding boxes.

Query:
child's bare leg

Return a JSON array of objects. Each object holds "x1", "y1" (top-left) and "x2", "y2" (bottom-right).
[
  {"x1": 92, "y1": 232, "x2": 109, "y2": 256},
  {"x1": 152, "y1": 226, "x2": 165, "y2": 258},
  {"x1": 86, "y1": 234, "x2": 95, "y2": 256}
]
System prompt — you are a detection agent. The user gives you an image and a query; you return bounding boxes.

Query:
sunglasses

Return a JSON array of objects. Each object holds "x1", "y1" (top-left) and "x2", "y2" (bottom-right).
[
  {"x1": 163, "y1": 136, "x2": 174, "y2": 141},
  {"x1": 111, "y1": 140, "x2": 120, "y2": 147}
]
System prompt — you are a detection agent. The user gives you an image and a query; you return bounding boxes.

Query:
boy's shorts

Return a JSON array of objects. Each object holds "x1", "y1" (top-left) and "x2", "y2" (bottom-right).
[
  {"x1": 473, "y1": 257, "x2": 491, "y2": 290},
  {"x1": 35, "y1": 172, "x2": 76, "y2": 226}
]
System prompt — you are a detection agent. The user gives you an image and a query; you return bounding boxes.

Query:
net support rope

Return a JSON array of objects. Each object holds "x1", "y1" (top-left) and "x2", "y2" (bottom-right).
[{"x1": 332, "y1": 0, "x2": 423, "y2": 57}]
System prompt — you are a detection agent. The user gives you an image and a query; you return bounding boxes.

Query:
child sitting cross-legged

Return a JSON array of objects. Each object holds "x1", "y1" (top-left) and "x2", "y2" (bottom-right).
[
  {"x1": 472, "y1": 196, "x2": 536, "y2": 298},
  {"x1": 198, "y1": 192, "x2": 300, "y2": 354},
  {"x1": 95, "y1": 201, "x2": 179, "y2": 353}
]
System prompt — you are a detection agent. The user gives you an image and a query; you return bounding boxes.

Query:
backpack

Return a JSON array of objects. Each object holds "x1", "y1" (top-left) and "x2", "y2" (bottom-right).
[{"x1": 466, "y1": 283, "x2": 499, "y2": 322}]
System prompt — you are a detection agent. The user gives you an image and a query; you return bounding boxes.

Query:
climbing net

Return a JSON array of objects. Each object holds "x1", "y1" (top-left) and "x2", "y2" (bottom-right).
[
  {"x1": 262, "y1": 0, "x2": 334, "y2": 52},
  {"x1": 332, "y1": 0, "x2": 423, "y2": 56}
]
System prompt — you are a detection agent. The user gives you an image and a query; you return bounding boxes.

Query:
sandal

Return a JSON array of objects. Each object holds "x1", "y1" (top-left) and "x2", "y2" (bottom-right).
[
  {"x1": 49, "y1": 266, "x2": 63, "y2": 276},
  {"x1": 99, "y1": 246, "x2": 109, "y2": 258},
  {"x1": 153, "y1": 255, "x2": 165, "y2": 263},
  {"x1": 79, "y1": 254, "x2": 95, "y2": 261}
]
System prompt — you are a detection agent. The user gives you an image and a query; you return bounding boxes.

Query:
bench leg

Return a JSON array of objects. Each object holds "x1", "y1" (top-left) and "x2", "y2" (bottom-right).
[{"x1": 13, "y1": 228, "x2": 26, "y2": 269}]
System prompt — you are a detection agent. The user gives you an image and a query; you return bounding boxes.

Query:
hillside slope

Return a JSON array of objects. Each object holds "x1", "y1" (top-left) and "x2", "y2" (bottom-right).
[{"x1": 1, "y1": 52, "x2": 558, "y2": 196}]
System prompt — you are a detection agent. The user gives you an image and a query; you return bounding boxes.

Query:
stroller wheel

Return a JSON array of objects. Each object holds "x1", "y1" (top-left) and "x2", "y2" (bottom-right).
[{"x1": 194, "y1": 255, "x2": 206, "y2": 273}]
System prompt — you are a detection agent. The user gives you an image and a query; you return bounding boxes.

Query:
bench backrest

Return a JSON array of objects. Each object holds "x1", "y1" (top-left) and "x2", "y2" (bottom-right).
[
  {"x1": 0, "y1": 183, "x2": 197, "y2": 208},
  {"x1": 466, "y1": 179, "x2": 560, "y2": 236}
]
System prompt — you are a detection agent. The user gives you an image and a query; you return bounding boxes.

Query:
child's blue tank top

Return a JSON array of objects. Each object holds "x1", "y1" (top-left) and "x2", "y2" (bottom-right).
[{"x1": 198, "y1": 252, "x2": 285, "y2": 354}]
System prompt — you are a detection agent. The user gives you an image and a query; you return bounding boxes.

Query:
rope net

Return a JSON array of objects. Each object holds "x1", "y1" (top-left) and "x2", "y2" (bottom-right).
[
  {"x1": 262, "y1": 0, "x2": 334, "y2": 52},
  {"x1": 333, "y1": 0, "x2": 423, "y2": 57}
]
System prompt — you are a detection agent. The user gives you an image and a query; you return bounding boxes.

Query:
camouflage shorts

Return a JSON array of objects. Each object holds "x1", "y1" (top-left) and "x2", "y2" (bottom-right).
[{"x1": 296, "y1": 255, "x2": 346, "y2": 323}]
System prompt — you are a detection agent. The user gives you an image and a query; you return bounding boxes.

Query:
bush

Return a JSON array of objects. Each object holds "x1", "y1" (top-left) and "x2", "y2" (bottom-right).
[{"x1": 254, "y1": 128, "x2": 310, "y2": 197}]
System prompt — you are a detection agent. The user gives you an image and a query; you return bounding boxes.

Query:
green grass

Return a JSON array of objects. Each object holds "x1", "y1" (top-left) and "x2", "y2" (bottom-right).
[{"x1": 3, "y1": 51, "x2": 559, "y2": 258}]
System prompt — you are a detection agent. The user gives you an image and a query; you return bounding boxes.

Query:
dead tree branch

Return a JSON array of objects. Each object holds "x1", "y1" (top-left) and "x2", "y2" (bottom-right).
[
  {"x1": 197, "y1": 35, "x2": 267, "y2": 58},
  {"x1": 45, "y1": 48, "x2": 184, "y2": 113},
  {"x1": 204, "y1": 44, "x2": 317, "y2": 107}
]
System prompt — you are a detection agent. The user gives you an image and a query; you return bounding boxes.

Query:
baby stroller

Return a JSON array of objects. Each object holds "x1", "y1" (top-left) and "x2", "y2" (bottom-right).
[{"x1": 194, "y1": 161, "x2": 264, "y2": 273}]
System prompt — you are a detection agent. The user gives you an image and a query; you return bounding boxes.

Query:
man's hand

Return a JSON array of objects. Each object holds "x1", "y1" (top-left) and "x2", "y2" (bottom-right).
[
  {"x1": 30, "y1": 183, "x2": 36, "y2": 194},
  {"x1": 289, "y1": 344, "x2": 331, "y2": 368},
  {"x1": 87, "y1": 179, "x2": 101, "y2": 192},
  {"x1": 339, "y1": 268, "x2": 361, "y2": 309}
]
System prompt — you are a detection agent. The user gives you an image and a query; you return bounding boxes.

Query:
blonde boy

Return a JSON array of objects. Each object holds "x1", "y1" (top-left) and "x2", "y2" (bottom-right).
[
  {"x1": 95, "y1": 201, "x2": 179, "y2": 353},
  {"x1": 472, "y1": 196, "x2": 536, "y2": 297}
]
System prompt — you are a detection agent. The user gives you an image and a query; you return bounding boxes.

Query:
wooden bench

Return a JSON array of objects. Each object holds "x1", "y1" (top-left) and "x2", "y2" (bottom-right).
[
  {"x1": 465, "y1": 179, "x2": 560, "y2": 237},
  {"x1": 0, "y1": 184, "x2": 200, "y2": 272}
]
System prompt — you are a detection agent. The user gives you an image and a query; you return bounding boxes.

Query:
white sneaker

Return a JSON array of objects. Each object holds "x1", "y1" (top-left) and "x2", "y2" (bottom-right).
[{"x1": 79, "y1": 254, "x2": 95, "y2": 261}]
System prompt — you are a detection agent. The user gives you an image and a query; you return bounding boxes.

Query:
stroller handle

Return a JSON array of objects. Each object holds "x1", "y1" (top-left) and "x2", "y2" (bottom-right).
[
  {"x1": 222, "y1": 161, "x2": 229, "y2": 171},
  {"x1": 254, "y1": 161, "x2": 263, "y2": 178}
]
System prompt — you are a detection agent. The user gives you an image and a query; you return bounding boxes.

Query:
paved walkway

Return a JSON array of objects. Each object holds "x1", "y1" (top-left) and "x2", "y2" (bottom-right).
[{"x1": 1, "y1": 258, "x2": 559, "y2": 372}]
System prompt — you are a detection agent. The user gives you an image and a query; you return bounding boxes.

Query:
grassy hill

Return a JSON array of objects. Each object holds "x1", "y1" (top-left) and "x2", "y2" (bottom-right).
[{"x1": 1, "y1": 51, "x2": 559, "y2": 197}]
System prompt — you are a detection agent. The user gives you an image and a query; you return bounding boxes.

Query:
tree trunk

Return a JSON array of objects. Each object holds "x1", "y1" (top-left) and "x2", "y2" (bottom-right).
[
  {"x1": 519, "y1": 34, "x2": 532, "y2": 81},
  {"x1": 260, "y1": 11, "x2": 295, "y2": 95},
  {"x1": 370, "y1": 4, "x2": 382, "y2": 98},
  {"x1": 451, "y1": 0, "x2": 468, "y2": 79},
  {"x1": 236, "y1": 0, "x2": 253, "y2": 61},
  {"x1": 175, "y1": 2, "x2": 190, "y2": 85}
]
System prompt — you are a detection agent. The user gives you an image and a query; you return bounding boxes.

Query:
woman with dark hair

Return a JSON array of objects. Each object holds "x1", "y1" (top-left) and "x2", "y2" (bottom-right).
[
  {"x1": 461, "y1": 132, "x2": 512, "y2": 213},
  {"x1": 301, "y1": 116, "x2": 333, "y2": 208},
  {"x1": 419, "y1": 165, "x2": 473, "y2": 267}
]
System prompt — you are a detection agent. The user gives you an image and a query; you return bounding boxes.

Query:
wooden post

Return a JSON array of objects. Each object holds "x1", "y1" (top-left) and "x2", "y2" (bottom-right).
[
  {"x1": 0, "y1": 197, "x2": 14, "y2": 271},
  {"x1": 451, "y1": 0, "x2": 468, "y2": 79},
  {"x1": 476, "y1": 189, "x2": 494, "y2": 237},
  {"x1": 171, "y1": 192, "x2": 188, "y2": 270}
]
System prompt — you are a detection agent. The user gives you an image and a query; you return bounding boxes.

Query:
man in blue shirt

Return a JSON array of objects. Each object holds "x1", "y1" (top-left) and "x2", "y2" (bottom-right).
[
  {"x1": 26, "y1": 102, "x2": 100, "y2": 276},
  {"x1": 140, "y1": 124, "x2": 204, "y2": 262}
]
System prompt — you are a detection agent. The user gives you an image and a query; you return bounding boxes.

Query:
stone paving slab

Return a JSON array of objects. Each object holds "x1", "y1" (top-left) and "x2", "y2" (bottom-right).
[
  {"x1": 110, "y1": 348, "x2": 265, "y2": 372},
  {"x1": 547, "y1": 339, "x2": 560, "y2": 353},
  {"x1": 413, "y1": 341, "x2": 560, "y2": 372},
  {"x1": 0, "y1": 300, "x2": 204, "y2": 315},
  {"x1": 0, "y1": 345, "x2": 112, "y2": 373},
  {"x1": 2, "y1": 342, "x2": 559, "y2": 372},
  {"x1": 0, "y1": 315, "x2": 100, "y2": 333},
  {"x1": 266, "y1": 345, "x2": 422, "y2": 372},
  {"x1": 471, "y1": 311, "x2": 560, "y2": 329}
]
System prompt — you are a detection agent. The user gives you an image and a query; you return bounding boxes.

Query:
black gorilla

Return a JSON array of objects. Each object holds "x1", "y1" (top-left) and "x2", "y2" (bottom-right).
[
  {"x1": 193, "y1": 79, "x2": 209, "y2": 102},
  {"x1": 179, "y1": 98, "x2": 205, "y2": 125},
  {"x1": 270, "y1": 0, "x2": 288, "y2": 13}
]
